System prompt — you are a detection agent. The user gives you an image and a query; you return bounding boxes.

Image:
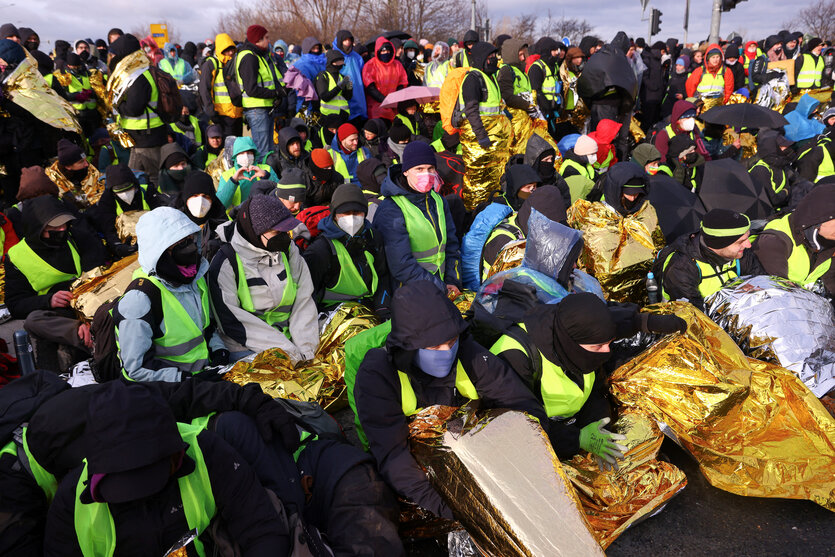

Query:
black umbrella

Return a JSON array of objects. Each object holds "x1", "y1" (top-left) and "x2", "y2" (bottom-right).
[
  {"x1": 648, "y1": 174, "x2": 707, "y2": 242},
  {"x1": 697, "y1": 159, "x2": 773, "y2": 220},
  {"x1": 364, "y1": 30, "x2": 412, "y2": 52},
  {"x1": 576, "y1": 44, "x2": 638, "y2": 102},
  {"x1": 700, "y1": 103, "x2": 789, "y2": 130}
]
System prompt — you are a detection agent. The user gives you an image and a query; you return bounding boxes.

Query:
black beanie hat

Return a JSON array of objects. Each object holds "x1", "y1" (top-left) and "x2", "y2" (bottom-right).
[
  {"x1": 389, "y1": 120, "x2": 411, "y2": 143},
  {"x1": 105, "y1": 164, "x2": 139, "y2": 191},
  {"x1": 65, "y1": 52, "x2": 82, "y2": 67},
  {"x1": 330, "y1": 183, "x2": 368, "y2": 214},
  {"x1": 57, "y1": 139, "x2": 85, "y2": 166},
  {"x1": 701, "y1": 209, "x2": 750, "y2": 249},
  {"x1": 326, "y1": 49, "x2": 344, "y2": 65}
]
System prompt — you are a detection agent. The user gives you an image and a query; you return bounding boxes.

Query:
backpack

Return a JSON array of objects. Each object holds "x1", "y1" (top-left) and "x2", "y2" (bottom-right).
[
  {"x1": 294, "y1": 205, "x2": 330, "y2": 250},
  {"x1": 343, "y1": 321, "x2": 392, "y2": 450},
  {"x1": 222, "y1": 51, "x2": 244, "y2": 107},
  {"x1": 146, "y1": 66, "x2": 183, "y2": 124},
  {"x1": 460, "y1": 202, "x2": 513, "y2": 290},
  {"x1": 439, "y1": 66, "x2": 472, "y2": 135}
]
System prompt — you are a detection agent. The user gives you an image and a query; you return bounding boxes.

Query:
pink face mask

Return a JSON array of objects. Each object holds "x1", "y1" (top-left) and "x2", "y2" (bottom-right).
[{"x1": 410, "y1": 171, "x2": 442, "y2": 194}]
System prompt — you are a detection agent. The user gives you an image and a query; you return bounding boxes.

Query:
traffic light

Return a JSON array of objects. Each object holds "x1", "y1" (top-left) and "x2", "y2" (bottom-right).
[
  {"x1": 650, "y1": 8, "x2": 662, "y2": 37},
  {"x1": 722, "y1": 0, "x2": 747, "y2": 11}
]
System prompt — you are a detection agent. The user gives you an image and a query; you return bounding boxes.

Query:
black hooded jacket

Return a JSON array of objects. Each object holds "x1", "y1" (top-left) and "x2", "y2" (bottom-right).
[
  {"x1": 169, "y1": 174, "x2": 229, "y2": 260},
  {"x1": 360, "y1": 118, "x2": 389, "y2": 159},
  {"x1": 274, "y1": 127, "x2": 310, "y2": 178},
  {"x1": 497, "y1": 38, "x2": 531, "y2": 110},
  {"x1": 529, "y1": 37, "x2": 560, "y2": 114},
  {"x1": 4, "y1": 196, "x2": 104, "y2": 318},
  {"x1": 237, "y1": 41, "x2": 284, "y2": 103},
  {"x1": 459, "y1": 42, "x2": 499, "y2": 143},
  {"x1": 524, "y1": 134, "x2": 571, "y2": 207},
  {"x1": 748, "y1": 131, "x2": 796, "y2": 209},
  {"x1": 354, "y1": 281, "x2": 551, "y2": 518},
  {"x1": 599, "y1": 161, "x2": 650, "y2": 216}
]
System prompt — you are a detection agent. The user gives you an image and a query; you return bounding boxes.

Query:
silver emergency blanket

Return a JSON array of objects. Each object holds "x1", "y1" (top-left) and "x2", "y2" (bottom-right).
[
  {"x1": 754, "y1": 74, "x2": 790, "y2": 109},
  {"x1": 705, "y1": 275, "x2": 835, "y2": 397}
]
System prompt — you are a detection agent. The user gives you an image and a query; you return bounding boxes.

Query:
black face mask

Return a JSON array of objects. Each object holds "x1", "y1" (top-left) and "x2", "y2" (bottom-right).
[
  {"x1": 537, "y1": 158, "x2": 556, "y2": 180},
  {"x1": 168, "y1": 166, "x2": 190, "y2": 182},
  {"x1": 97, "y1": 48, "x2": 108, "y2": 59},
  {"x1": 378, "y1": 51, "x2": 393, "y2": 63},
  {"x1": 42, "y1": 229, "x2": 69, "y2": 247},
  {"x1": 314, "y1": 164, "x2": 334, "y2": 182},
  {"x1": 25, "y1": 40, "x2": 39, "y2": 51},
  {"x1": 683, "y1": 152, "x2": 698, "y2": 165},
  {"x1": 78, "y1": 50, "x2": 89, "y2": 61},
  {"x1": 179, "y1": 113, "x2": 190, "y2": 124},
  {"x1": 171, "y1": 239, "x2": 200, "y2": 267},
  {"x1": 265, "y1": 233, "x2": 291, "y2": 253},
  {"x1": 484, "y1": 57, "x2": 499, "y2": 74},
  {"x1": 65, "y1": 167, "x2": 88, "y2": 181}
]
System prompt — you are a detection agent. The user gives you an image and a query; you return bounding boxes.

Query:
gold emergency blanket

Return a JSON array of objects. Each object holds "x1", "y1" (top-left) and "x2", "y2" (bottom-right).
[
  {"x1": 628, "y1": 116, "x2": 645, "y2": 144},
  {"x1": 458, "y1": 114, "x2": 513, "y2": 211},
  {"x1": 87, "y1": 69, "x2": 109, "y2": 120},
  {"x1": 409, "y1": 405, "x2": 605, "y2": 556},
  {"x1": 700, "y1": 96, "x2": 725, "y2": 112},
  {"x1": 45, "y1": 160, "x2": 104, "y2": 208},
  {"x1": 70, "y1": 254, "x2": 140, "y2": 321},
  {"x1": 610, "y1": 302, "x2": 835, "y2": 512},
  {"x1": 562, "y1": 411, "x2": 687, "y2": 549},
  {"x1": 485, "y1": 239, "x2": 526, "y2": 281},
  {"x1": 506, "y1": 107, "x2": 552, "y2": 157},
  {"x1": 115, "y1": 210, "x2": 147, "y2": 245},
  {"x1": 788, "y1": 87, "x2": 833, "y2": 105},
  {"x1": 0, "y1": 264, "x2": 5, "y2": 305},
  {"x1": 106, "y1": 120, "x2": 135, "y2": 149},
  {"x1": 205, "y1": 151, "x2": 231, "y2": 191},
  {"x1": 2, "y1": 53, "x2": 82, "y2": 134},
  {"x1": 105, "y1": 50, "x2": 150, "y2": 112},
  {"x1": 567, "y1": 199, "x2": 664, "y2": 303},
  {"x1": 722, "y1": 129, "x2": 757, "y2": 160},
  {"x1": 223, "y1": 303, "x2": 379, "y2": 411}
]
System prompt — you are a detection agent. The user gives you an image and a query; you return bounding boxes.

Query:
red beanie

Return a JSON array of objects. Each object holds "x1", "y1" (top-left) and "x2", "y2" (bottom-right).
[
  {"x1": 246, "y1": 25, "x2": 268, "y2": 44},
  {"x1": 310, "y1": 148, "x2": 334, "y2": 168},
  {"x1": 337, "y1": 123, "x2": 358, "y2": 143}
]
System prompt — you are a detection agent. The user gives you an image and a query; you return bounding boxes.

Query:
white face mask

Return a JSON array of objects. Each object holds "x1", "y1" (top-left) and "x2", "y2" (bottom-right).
[
  {"x1": 236, "y1": 152, "x2": 255, "y2": 168},
  {"x1": 679, "y1": 117, "x2": 696, "y2": 131},
  {"x1": 187, "y1": 195, "x2": 212, "y2": 219},
  {"x1": 115, "y1": 188, "x2": 136, "y2": 205},
  {"x1": 336, "y1": 214, "x2": 364, "y2": 237},
  {"x1": 586, "y1": 153, "x2": 598, "y2": 165},
  {"x1": 407, "y1": 50, "x2": 416, "y2": 60}
]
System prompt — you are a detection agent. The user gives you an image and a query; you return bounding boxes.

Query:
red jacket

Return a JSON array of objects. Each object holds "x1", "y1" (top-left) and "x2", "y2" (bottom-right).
[
  {"x1": 362, "y1": 37, "x2": 408, "y2": 120},
  {"x1": 685, "y1": 43, "x2": 733, "y2": 102},
  {"x1": 589, "y1": 119, "x2": 622, "y2": 168}
]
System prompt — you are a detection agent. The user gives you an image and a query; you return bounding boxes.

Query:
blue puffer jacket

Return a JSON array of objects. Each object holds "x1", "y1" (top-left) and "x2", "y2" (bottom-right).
[{"x1": 372, "y1": 166, "x2": 461, "y2": 292}]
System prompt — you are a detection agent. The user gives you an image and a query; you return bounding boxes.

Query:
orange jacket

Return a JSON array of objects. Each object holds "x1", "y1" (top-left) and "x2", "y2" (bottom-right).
[{"x1": 685, "y1": 43, "x2": 734, "y2": 102}]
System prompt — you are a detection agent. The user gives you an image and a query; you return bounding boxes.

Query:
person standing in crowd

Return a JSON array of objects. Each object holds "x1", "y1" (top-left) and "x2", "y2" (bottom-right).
[
  {"x1": 199, "y1": 33, "x2": 244, "y2": 137},
  {"x1": 363, "y1": 37, "x2": 408, "y2": 121},
  {"x1": 331, "y1": 30, "x2": 367, "y2": 121},
  {"x1": 796, "y1": 107, "x2": 835, "y2": 183},
  {"x1": 63, "y1": 53, "x2": 100, "y2": 137},
  {"x1": 424, "y1": 42, "x2": 451, "y2": 88},
  {"x1": 315, "y1": 49, "x2": 352, "y2": 123},
  {"x1": 236, "y1": 25, "x2": 285, "y2": 158},
  {"x1": 528, "y1": 37, "x2": 563, "y2": 133},
  {"x1": 686, "y1": 44, "x2": 733, "y2": 104},
  {"x1": 158, "y1": 42, "x2": 196, "y2": 85},
  {"x1": 795, "y1": 38, "x2": 825, "y2": 90},
  {"x1": 723, "y1": 44, "x2": 746, "y2": 92}
]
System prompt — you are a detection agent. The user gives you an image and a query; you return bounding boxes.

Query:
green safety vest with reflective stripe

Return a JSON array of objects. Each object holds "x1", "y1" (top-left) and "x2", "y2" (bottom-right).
[
  {"x1": 115, "y1": 183, "x2": 151, "y2": 216},
  {"x1": 319, "y1": 71, "x2": 350, "y2": 115},
  {"x1": 7, "y1": 238, "x2": 81, "y2": 295},
  {"x1": 564, "y1": 70, "x2": 578, "y2": 110},
  {"x1": 696, "y1": 66, "x2": 726, "y2": 98},
  {"x1": 430, "y1": 137, "x2": 462, "y2": 154},
  {"x1": 0, "y1": 427, "x2": 59, "y2": 501},
  {"x1": 593, "y1": 150, "x2": 614, "y2": 171},
  {"x1": 159, "y1": 57, "x2": 190, "y2": 82},
  {"x1": 797, "y1": 53, "x2": 824, "y2": 89},
  {"x1": 490, "y1": 323, "x2": 594, "y2": 418},
  {"x1": 220, "y1": 164, "x2": 273, "y2": 207},
  {"x1": 73, "y1": 422, "x2": 215, "y2": 557},
  {"x1": 118, "y1": 71, "x2": 164, "y2": 131},
  {"x1": 559, "y1": 158, "x2": 594, "y2": 181},
  {"x1": 391, "y1": 191, "x2": 447, "y2": 279},
  {"x1": 122, "y1": 270, "x2": 210, "y2": 377},
  {"x1": 424, "y1": 60, "x2": 449, "y2": 88},
  {"x1": 67, "y1": 73, "x2": 97, "y2": 111},
  {"x1": 208, "y1": 56, "x2": 229, "y2": 105},
  {"x1": 660, "y1": 250, "x2": 741, "y2": 300},
  {"x1": 328, "y1": 147, "x2": 367, "y2": 182},
  {"x1": 760, "y1": 214, "x2": 833, "y2": 287},
  {"x1": 655, "y1": 164, "x2": 673, "y2": 177},
  {"x1": 235, "y1": 50, "x2": 281, "y2": 109},
  {"x1": 481, "y1": 215, "x2": 524, "y2": 281},
  {"x1": 170, "y1": 115, "x2": 204, "y2": 145},
  {"x1": 531, "y1": 59, "x2": 559, "y2": 103},
  {"x1": 508, "y1": 64, "x2": 531, "y2": 95},
  {"x1": 798, "y1": 137, "x2": 835, "y2": 182},
  {"x1": 749, "y1": 158, "x2": 787, "y2": 196},
  {"x1": 322, "y1": 237, "x2": 378, "y2": 305},
  {"x1": 395, "y1": 113, "x2": 417, "y2": 136},
  {"x1": 399, "y1": 361, "x2": 479, "y2": 416},
  {"x1": 743, "y1": 49, "x2": 762, "y2": 74},
  {"x1": 457, "y1": 68, "x2": 502, "y2": 118},
  {"x1": 231, "y1": 251, "x2": 297, "y2": 336}
]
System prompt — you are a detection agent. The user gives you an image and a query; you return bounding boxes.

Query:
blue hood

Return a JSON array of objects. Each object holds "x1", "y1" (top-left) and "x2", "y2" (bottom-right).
[
  {"x1": 785, "y1": 94, "x2": 826, "y2": 142},
  {"x1": 331, "y1": 35, "x2": 367, "y2": 118},
  {"x1": 163, "y1": 42, "x2": 178, "y2": 63}
]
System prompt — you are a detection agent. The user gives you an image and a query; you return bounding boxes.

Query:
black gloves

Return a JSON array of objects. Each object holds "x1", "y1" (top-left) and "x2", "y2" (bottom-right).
[
  {"x1": 210, "y1": 349, "x2": 230, "y2": 366},
  {"x1": 478, "y1": 136, "x2": 492, "y2": 148},
  {"x1": 192, "y1": 367, "x2": 225, "y2": 382},
  {"x1": 253, "y1": 399, "x2": 300, "y2": 453},
  {"x1": 113, "y1": 242, "x2": 137, "y2": 258},
  {"x1": 644, "y1": 314, "x2": 688, "y2": 335}
]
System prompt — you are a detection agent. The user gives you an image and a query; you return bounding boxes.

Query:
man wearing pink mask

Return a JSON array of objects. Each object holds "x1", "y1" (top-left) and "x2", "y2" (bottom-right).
[{"x1": 373, "y1": 142, "x2": 462, "y2": 296}]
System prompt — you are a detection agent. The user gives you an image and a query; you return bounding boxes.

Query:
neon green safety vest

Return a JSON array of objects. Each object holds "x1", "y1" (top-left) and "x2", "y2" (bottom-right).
[
  {"x1": 456, "y1": 68, "x2": 502, "y2": 118},
  {"x1": 660, "y1": 250, "x2": 741, "y2": 300},
  {"x1": 508, "y1": 64, "x2": 531, "y2": 95},
  {"x1": 424, "y1": 60, "x2": 449, "y2": 88},
  {"x1": 67, "y1": 73, "x2": 97, "y2": 111},
  {"x1": 231, "y1": 251, "x2": 297, "y2": 336},
  {"x1": 490, "y1": 323, "x2": 594, "y2": 418},
  {"x1": 482, "y1": 215, "x2": 524, "y2": 280},
  {"x1": 398, "y1": 361, "x2": 479, "y2": 416},
  {"x1": 760, "y1": 214, "x2": 833, "y2": 287},
  {"x1": 531, "y1": 59, "x2": 558, "y2": 102},
  {"x1": 797, "y1": 53, "x2": 824, "y2": 89},
  {"x1": 220, "y1": 164, "x2": 273, "y2": 207},
  {"x1": 749, "y1": 158, "x2": 787, "y2": 196},
  {"x1": 799, "y1": 137, "x2": 834, "y2": 182},
  {"x1": 209, "y1": 57, "x2": 230, "y2": 105},
  {"x1": 559, "y1": 158, "x2": 594, "y2": 180},
  {"x1": 73, "y1": 422, "x2": 216, "y2": 557},
  {"x1": 170, "y1": 115, "x2": 204, "y2": 145},
  {"x1": 114, "y1": 183, "x2": 151, "y2": 216},
  {"x1": 564, "y1": 70, "x2": 578, "y2": 110},
  {"x1": 319, "y1": 71, "x2": 350, "y2": 115},
  {"x1": 321, "y1": 237, "x2": 378, "y2": 305},
  {"x1": 159, "y1": 57, "x2": 189, "y2": 82},
  {"x1": 121, "y1": 271, "x2": 210, "y2": 378},
  {"x1": 696, "y1": 66, "x2": 726, "y2": 98},
  {"x1": 656, "y1": 164, "x2": 673, "y2": 177},
  {"x1": 7, "y1": 239, "x2": 81, "y2": 295},
  {"x1": 235, "y1": 50, "x2": 281, "y2": 109},
  {"x1": 391, "y1": 191, "x2": 447, "y2": 278},
  {"x1": 593, "y1": 150, "x2": 614, "y2": 171},
  {"x1": 118, "y1": 71, "x2": 164, "y2": 131},
  {"x1": 395, "y1": 113, "x2": 417, "y2": 136},
  {"x1": 328, "y1": 147, "x2": 367, "y2": 182},
  {"x1": 431, "y1": 138, "x2": 462, "y2": 154},
  {"x1": 0, "y1": 427, "x2": 59, "y2": 501}
]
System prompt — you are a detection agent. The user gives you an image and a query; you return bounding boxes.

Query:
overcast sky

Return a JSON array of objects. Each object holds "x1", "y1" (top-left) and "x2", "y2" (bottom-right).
[{"x1": 1, "y1": 0, "x2": 814, "y2": 48}]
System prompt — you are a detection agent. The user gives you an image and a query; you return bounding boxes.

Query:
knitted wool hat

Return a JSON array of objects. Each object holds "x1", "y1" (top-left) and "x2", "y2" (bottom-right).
[{"x1": 701, "y1": 209, "x2": 750, "y2": 249}]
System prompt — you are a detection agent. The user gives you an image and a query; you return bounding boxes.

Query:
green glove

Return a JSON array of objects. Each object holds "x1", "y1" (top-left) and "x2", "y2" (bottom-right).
[{"x1": 579, "y1": 418, "x2": 628, "y2": 467}]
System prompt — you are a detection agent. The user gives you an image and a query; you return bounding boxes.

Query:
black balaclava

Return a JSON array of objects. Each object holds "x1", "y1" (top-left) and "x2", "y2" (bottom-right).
[
  {"x1": 536, "y1": 148, "x2": 557, "y2": 181},
  {"x1": 553, "y1": 293, "x2": 617, "y2": 380}
]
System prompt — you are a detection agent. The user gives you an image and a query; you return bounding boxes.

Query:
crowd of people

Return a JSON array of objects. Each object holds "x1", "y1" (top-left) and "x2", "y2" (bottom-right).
[{"x1": 0, "y1": 17, "x2": 833, "y2": 556}]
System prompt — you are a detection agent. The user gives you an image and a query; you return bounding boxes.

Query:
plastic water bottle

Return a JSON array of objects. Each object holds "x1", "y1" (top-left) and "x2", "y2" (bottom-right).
[
  {"x1": 13, "y1": 330, "x2": 36, "y2": 375},
  {"x1": 646, "y1": 272, "x2": 660, "y2": 305}
]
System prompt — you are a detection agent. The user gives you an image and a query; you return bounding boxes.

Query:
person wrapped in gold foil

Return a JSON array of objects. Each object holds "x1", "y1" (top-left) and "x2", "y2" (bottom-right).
[
  {"x1": 45, "y1": 139, "x2": 105, "y2": 210},
  {"x1": 454, "y1": 42, "x2": 513, "y2": 210}
]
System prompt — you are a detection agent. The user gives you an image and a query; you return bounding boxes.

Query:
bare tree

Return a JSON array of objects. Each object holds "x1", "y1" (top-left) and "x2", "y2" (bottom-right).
[
  {"x1": 538, "y1": 10, "x2": 594, "y2": 46},
  {"x1": 784, "y1": 0, "x2": 835, "y2": 40},
  {"x1": 493, "y1": 13, "x2": 538, "y2": 45},
  {"x1": 358, "y1": 0, "x2": 471, "y2": 42}
]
